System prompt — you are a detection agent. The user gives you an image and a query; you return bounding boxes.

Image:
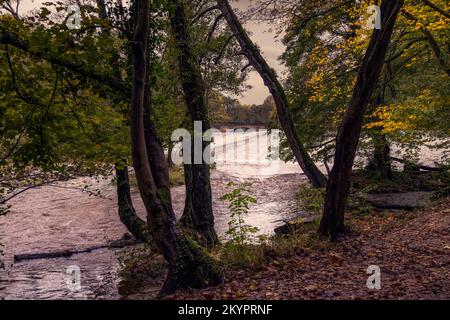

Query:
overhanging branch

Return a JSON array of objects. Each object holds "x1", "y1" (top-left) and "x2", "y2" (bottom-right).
[{"x1": 0, "y1": 29, "x2": 130, "y2": 94}]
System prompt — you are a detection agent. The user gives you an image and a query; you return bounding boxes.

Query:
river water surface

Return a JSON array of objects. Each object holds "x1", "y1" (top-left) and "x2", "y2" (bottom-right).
[
  {"x1": 0, "y1": 132, "x2": 445, "y2": 299},
  {"x1": 0, "y1": 131, "x2": 306, "y2": 299}
]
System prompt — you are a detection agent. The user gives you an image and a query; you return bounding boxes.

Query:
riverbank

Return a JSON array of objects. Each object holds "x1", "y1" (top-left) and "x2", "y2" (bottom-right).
[
  {"x1": 169, "y1": 197, "x2": 450, "y2": 300},
  {"x1": 1, "y1": 160, "x2": 448, "y2": 299}
]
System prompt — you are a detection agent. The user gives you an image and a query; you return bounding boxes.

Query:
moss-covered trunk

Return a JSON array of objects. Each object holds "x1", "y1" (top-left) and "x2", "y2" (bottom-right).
[
  {"x1": 115, "y1": 166, "x2": 152, "y2": 243},
  {"x1": 169, "y1": 0, "x2": 219, "y2": 248},
  {"x1": 129, "y1": 0, "x2": 222, "y2": 297}
]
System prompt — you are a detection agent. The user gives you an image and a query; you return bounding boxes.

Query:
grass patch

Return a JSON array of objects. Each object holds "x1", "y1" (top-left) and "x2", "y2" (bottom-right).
[
  {"x1": 116, "y1": 244, "x2": 166, "y2": 283},
  {"x1": 168, "y1": 165, "x2": 185, "y2": 187},
  {"x1": 296, "y1": 185, "x2": 324, "y2": 216},
  {"x1": 351, "y1": 169, "x2": 450, "y2": 193},
  {"x1": 125, "y1": 165, "x2": 185, "y2": 188},
  {"x1": 296, "y1": 183, "x2": 373, "y2": 216},
  {"x1": 216, "y1": 221, "x2": 325, "y2": 270}
]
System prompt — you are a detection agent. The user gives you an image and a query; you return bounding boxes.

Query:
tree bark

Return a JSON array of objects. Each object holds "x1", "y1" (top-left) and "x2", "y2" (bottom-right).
[
  {"x1": 320, "y1": 0, "x2": 404, "y2": 240},
  {"x1": 95, "y1": 1, "x2": 154, "y2": 244},
  {"x1": 115, "y1": 166, "x2": 153, "y2": 243},
  {"x1": 95, "y1": 0, "x2": 108, "y2": 20},
  {"x1": 368, "y1": 133, "x2": 392, "y2": 178},
  {"x1": 129, "y1": 0, "x2": 222, "y2": 297},
  {"x1": 169, "y1": 0, "x2": 219, "y2": 248},
  {"x1": 366, "y1": 94, "x2": 392, "y2": 179},
  {"x1": 143, "y1": 90, "x2": 171, "y2": 190},
  {"x1": 217, "y1": 0, "x2": 327, "y2": 188},
  {"x1": 167, "y1": 142, "x2": 174, "y2": 168}
]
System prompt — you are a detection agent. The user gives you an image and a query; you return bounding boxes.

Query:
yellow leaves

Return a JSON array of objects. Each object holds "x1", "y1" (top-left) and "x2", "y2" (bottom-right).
[
  {"x1": 303, "y1": 47, "x2": 339, "y2": 103},
  {"x1": 427, "y1": 19, "x2": 449, "y2": 32},
  {"x1": 414, "y1": 22, "x2": 425, "y2": 30},
  {"x1": 365, "y1": 105, "x2": 413, "y2": 134},
  {"x1": 308, "y1": 92, "x2": 325, "y2": 103},
  {"x1": 364, "y1": 86, "x2": 444, "y2": 136},
  {"x1": 401, "y1": 1, "x2": 450, "y2": 35}
]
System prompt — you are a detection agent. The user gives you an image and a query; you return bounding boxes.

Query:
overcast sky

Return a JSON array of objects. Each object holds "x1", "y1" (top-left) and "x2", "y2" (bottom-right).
[
  {"x1": 17, "y1": 0, "x2": 284, "y2": 105},
  {"x1": 233, "y1": 0, "x2": 285, "y2": 105}
]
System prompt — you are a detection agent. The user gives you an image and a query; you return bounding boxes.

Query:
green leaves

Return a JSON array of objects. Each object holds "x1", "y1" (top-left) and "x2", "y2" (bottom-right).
[{"x1": 220, "y1": 181, "x2": 258, "y2": 246}]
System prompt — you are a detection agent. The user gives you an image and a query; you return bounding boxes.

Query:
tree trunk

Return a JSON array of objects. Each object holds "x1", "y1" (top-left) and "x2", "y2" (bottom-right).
[
  {"x1": 366, "y1": 93, "x2": 392, "y2": 179},
  {"x1": 167, "y1": 141, "x2": 174, "y2": 168},
  {"x1": 95, "y1": 0, "x2": 107, "y2": 20},
  {"x1": 320, "y1": 0, "x2": 404, "y2": 240},
  {"x1": 115, "y1": 166, "x2": 153, "y2": 243},
  {"x1": 368, "y1": 133, "x2": 392, "y2": 178},
  {"x1": 217, "y1": 0, "x2": 327, "y2": 188},
  {"x1": 169, "y1": 0, "x2": 219, "y2": 248},
  {"x1": 129, "y1": 0, "x2": 222, "y2": 297},
  {"x1": 182, "y1": 163, "x2": 194, "y2": 217},
  {"x1": 180, "y1": 162, "x2": 218, "y2": 247},
  {"x1": 143, "y1": 92, "x2": 171, "y2": 190},
  {"x1": 96, "y1": 0, "x2": 152, "y2": 244}
]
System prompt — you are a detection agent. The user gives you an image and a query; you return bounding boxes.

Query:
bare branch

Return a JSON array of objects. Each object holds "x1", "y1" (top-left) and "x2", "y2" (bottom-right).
[
  {"x1": 191, "y1": 5, "x2": 220, "y2": 25},
  {"x1": 240, "y1": 63, "x2": 252, "y2": 73},
  {"x1": 214, "y1": 34, "x2": 235, "y2": 64},
  {"x1": 206, "y1": 14, "x2": 224, "y2": 42},
  {"x1": 421, "y1": 0, "x2": 450, "y2": 19}
]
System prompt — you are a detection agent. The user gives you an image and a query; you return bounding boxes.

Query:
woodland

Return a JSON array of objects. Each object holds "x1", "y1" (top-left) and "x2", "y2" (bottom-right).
[{"x1": 0, "y1": 0, "x2": 449, "y2": 300}]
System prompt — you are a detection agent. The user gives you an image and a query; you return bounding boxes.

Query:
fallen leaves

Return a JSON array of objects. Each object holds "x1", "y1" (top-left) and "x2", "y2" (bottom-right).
[{"x1": 169, "y1": 198, "x2": 450, "y2": 300}]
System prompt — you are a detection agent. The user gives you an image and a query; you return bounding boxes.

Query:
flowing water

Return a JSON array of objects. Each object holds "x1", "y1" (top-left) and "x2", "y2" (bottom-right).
[
  {"x1": 0, "y1": 131, "x2": 446, "y2": 299},
  {"x1": 0, "y1": 131, "x2": 306, "y2": 299}
]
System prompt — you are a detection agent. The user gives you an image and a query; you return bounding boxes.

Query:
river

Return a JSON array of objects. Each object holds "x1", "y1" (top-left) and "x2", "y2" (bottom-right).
[{"x1": 0, "y1": 131, "x2": 446, "y2": 299}]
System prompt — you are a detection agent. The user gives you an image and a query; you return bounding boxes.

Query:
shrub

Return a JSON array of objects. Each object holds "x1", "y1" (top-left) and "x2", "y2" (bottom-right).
[
  {"x1": 296, "y1": 185, "x2": 325, "y2": 216},
  {"x1": 219, "y1": 182, "x2": 264, "y2": 267}
]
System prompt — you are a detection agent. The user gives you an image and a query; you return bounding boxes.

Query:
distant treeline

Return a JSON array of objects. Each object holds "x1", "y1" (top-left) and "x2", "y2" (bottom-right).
[{"x1": 210, "y1": 94, "x2": 276, "y2": 126}]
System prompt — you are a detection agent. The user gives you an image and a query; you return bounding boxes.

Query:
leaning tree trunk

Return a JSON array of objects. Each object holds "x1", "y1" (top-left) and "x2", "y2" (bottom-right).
[
  {"x1": 319, "y1": 0, "x2": 404, "y2": 240},
  {"x1": 129, "y1": 0, "x2": 222, "y2": 297},
  {"x1": 217, "y1": 0, "x2": 327, "y2": 188},
  {"x1": 169, "y1": 0, "x2": 219, "y2": 248}
]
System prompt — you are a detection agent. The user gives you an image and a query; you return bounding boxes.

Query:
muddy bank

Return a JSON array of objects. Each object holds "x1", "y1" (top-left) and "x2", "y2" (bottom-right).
[{"x1": 0, "y1": 170, "x2": 306, "y2": 299}]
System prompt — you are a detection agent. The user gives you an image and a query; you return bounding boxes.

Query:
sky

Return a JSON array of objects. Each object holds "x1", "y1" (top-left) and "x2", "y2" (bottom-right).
[
  {"x1": 233, "y1": 0, "x2": 286, "y2": 105},
  {"x1": 16, "y1": 0, "x2": 285, "y2": 105}
]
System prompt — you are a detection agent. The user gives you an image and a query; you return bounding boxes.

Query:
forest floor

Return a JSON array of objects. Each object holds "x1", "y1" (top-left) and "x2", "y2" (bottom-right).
[{"x1": 168, "y1": 197, "x2": 450, "y2": 300}]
